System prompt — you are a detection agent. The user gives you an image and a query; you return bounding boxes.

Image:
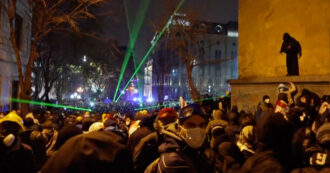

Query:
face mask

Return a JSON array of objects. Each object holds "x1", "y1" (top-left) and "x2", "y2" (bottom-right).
[
  {"x1": 264, "y1": 98, "x2": 270, "y2": 104},
  {"x1": 179, "y1": 126, "x2": 206, "y2": 149}
]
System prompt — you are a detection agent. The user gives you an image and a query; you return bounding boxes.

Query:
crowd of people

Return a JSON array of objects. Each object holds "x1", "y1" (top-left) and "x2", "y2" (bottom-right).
[{"x1": 0, "y1": 82, "x2": 329, "y2": 173}]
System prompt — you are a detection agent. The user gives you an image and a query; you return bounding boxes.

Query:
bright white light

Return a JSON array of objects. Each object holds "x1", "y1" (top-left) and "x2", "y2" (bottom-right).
[
  {"x1": 90, "y1": 102, "x2": 95, "y2": 107},
  {"x1": 70, "y1": 94, "x2": 74, "y2": 99},
  {"x1": 121, "y1": 91, "x2": 125, "y2": 94},
  {"x1": 77, "y1": 95, "x2": 81, "y2": 99},
  {"x1": 147, "y1": 97, "x2": 154, "y2": 102},
  {"x1": 228, "y1": 31, "x2": 238, "y2": 37},
  {"x1": 77, "y1": 87, "x2": 84, "y2": 93},
  {"x1": 164, "y1": 95, "x2": 169, "y2": 100},
  {"x1": 134, "y1": 89, "x2": 138, "y2": 94},
  {"x1": 83, "y1": 55, "x2": 87, "y2": 62},
  {"x1": 133, "y1": 97, "x2": 138, "y2": 102}
]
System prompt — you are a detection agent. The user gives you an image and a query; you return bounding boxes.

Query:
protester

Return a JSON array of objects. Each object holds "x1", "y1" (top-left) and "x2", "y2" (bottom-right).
[
  {"x1": 0, "y1": 83, "x2": 328, "y2": 173},
  {"x1": 145, "y1": 104, "x2": 213, "y2": 173}
]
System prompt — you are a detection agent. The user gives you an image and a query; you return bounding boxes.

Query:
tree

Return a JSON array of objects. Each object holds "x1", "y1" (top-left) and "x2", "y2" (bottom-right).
[
  {"x1": 151, "y1": 3, "x2": 234, "y2": 102},
  {"x1": 6, "y1": 0, "x2": 104, "y2": 114}
]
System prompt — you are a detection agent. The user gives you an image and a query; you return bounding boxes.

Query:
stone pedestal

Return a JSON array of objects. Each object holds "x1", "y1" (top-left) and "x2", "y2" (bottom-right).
[{"x1": 228, "y1": 75, "x2": 330, "y2": 112}]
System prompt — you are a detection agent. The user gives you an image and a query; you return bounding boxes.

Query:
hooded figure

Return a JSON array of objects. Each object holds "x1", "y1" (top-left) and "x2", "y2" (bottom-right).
[{"x1": 280, "y1": 33, "x2": 302, "y2": 76}]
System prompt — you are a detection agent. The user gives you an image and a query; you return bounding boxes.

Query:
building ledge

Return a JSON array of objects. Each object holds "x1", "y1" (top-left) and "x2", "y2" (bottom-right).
[{"x1": 228, "y1": 74, "x2": 330, "y2": 85}]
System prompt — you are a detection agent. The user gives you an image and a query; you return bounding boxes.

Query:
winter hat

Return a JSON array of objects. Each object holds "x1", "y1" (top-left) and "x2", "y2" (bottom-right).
[
  {"x1": 278, "y1": 83, "x2": 287, "y2": 92},
  {"x1": 263, "y1": 95, "x2": 270, "y2": 101},
  {"x1": 179, "y1": 104, "x2": 206, "y2": 124},
  {"x1": 54, "y1": 125, "x2": 82, "y2": 150},
  {"x1": 316, "y1": 123, "x2": 330, "y2": 146},
  {"x1": 82, "y1": 118, "x2": 93, "y2": 131},
  {"x1": 88, "y1": 122, "x2": 104, "y2": 132},
  {"x1": 41, "y1": 131, "x2": 132, "y2": 173},
  {"x1": 158, "y1": 108, "x2": 177, "y2": 119},
  {"x1": 103, "y1": 118, "x2": 118, "y2": 131},
  {"x1": 24, "y1": 117, "x2": 34, "y2": 127}
]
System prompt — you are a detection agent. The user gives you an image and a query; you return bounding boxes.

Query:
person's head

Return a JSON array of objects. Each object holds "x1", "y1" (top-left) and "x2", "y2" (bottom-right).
[
  {"x1": 0, "y1": 111, "x2": 24, "y2": 136},
  {"x1": 283, "y1": 33, "x2": 291, "y2": 42},
  {"x1": 263, "y1": 95, "x2": 270, "y2": 104},
  {"x1": 212, "y1": 109, "x2": 224, "y2": 120},
  {"x1": 178, "y1": 104, "x2": 208, "y2": 149},
  {"x1": 278, "y1": 83, "x2": 288, "y2": 93},
  {"x1": 157, "y1": 108, "x2": 177, "y2": 128},
  {"x1": 75, "y1": 116, "x2": 83, "y2": 124},
  {"x1": 256, "y1": 113, "x2": 293, "y2": 154},
  {"x1": 42, "y1": 120, "x2": 55, "y2": 140},
  {"x1": 317, "y1": 123, "x2": 330, "y2": 149},
  {"x1": 218, "y1": 101, "x2": 223, "y2": 110},
  {"x1": 103, "y1": 118, "x2": 118, "y2": 132}
]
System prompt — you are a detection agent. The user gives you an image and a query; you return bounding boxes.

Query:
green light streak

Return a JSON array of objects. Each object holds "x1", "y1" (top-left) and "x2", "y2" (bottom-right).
[
  {"x1": 7, "y1": 98, "x2": 91, "y2": 112},
  {"x1": 113, "y1": 0, "x2": 150, "y2": 101},
  {"x1": 124, "y1": 0, "x2": 149, "y2": 106},
  {"x1": 132, "y1": 51, "x2": 144, "y2": 106},
  {"x1": 115, "y1": 0, "x2": 185, "y2": 102},
  {"x1": 134, "y1": 96, "x2": 215, "y2": 111}
]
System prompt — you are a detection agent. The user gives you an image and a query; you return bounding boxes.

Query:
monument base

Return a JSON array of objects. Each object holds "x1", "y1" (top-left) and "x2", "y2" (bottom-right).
[{"x1": 228, "y1": 75, "x2": 330, "y2": 113}]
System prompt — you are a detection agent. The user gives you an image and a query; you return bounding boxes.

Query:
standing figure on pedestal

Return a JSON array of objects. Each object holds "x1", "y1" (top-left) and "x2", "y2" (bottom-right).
[{"x1": 280, "y1": 33, "x2": 302, "y2": 76}]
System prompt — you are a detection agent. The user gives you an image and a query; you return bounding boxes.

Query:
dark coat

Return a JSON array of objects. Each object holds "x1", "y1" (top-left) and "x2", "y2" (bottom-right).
[
  {"x1": 41, "y1": 131, "x2": 133, "y2": 173},
  {"x1": 145, "y1": 124, "x2": 214, "y2": 173},
  {"x1": 0, "y1": 141, "x2": 36, "y2": 173},
  {"x1": 240, "y1": 151, "x2": 284, "y2": 173},
  {"x1": 280, "y1": 33, "x2": 302, "y2": 76}
]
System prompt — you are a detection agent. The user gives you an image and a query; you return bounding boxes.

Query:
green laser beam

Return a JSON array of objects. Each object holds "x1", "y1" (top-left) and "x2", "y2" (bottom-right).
[
  {"x1": 113, "y1": 0, "x2": 150, "y2": 101},
  {"x1": 124, "y1": 0, "x2": 149, "y2": 106},
  {"x1": 134, "y1": 96, "x2": 216, "y2": 111},
  {"x1": 132, "y1": 51, "x2": 144, "y2": 106},
  {"x1": 6, "y1": 98, "x2": 91, "y2": 112},
  {"x1": 115, "y1": 0, "x2": 185, "y2": 102}
]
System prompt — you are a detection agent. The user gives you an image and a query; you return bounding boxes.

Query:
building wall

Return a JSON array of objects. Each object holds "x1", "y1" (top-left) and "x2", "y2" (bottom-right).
[
  {"x1": 147, "y1": 21, "x2": 238, "y2": 102},
  {"x1": 238, "y1": 0, "x2": 330, "y2": 78},
  {"x1": 0, "y1": 0, "x2": 32, "y2": 110},
  {"x1": 193, "y1": 34, "x2": 238, "y2": 96}
]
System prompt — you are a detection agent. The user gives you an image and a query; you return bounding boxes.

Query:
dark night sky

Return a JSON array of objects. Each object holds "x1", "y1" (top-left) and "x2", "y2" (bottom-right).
[{"x1": 103, "y1": 0, "x2": 238, "y2": 61}]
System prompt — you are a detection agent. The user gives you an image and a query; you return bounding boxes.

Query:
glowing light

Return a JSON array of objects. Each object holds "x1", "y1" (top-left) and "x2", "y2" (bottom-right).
[
  {"x1": 6, "y1": 98, "x2": 91, "y2": 111},
  {"x1": 83, "y1": 55, "x2": 87, "y2": 62},
  {"x1": 228, "y1": 31, "x2": 238, "y2": 37},
  {"x1": 115, "y1": 0, "x2": 185, "y2": 102},
  {"x1": 77, "y1": 87, "x2": 84, "y2": 93},
  {"x1": 90, "y1": 102, "x2": 95, "y2": 107},
  {"x1": 147, "y1": 97, "x2": 154, "y2": 102}
]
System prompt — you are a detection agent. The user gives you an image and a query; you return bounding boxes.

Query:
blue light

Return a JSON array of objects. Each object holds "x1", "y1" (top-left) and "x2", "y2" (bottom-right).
[{"x1": 104, "y1": 98, "x2": 111, "y2": 104}]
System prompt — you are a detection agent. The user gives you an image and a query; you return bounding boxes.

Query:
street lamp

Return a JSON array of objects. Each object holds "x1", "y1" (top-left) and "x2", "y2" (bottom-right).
[{"x1": 77, "y1": 87, "x2": 84, "y2": 93}]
